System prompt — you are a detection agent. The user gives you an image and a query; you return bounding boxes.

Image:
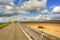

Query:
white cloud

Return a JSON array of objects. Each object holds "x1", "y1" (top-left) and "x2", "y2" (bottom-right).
[
  {"x1": 0, "y1": 0, "x2": 48, "y2": 22},
  {"x1": 34, "y1": 15, "x2": 47, "y2": 21},
  {"x1": 52, "y1": 6, "x2": 60, "y2": 13},
  {"x1": 6, "y1": 6, "x2": 13, "y2": 10},
  {"x1": 0, "y1": 0, "x2": 12, "y2": 2},
  {"x1": 42, "y1": 10, "x2": 48, "y2": 13},
  {"x1": 46, "y1": 17, "x2": 51, "y2": 20},
  {"x1": 18, "y1": 0, "x2": 47, "y2": 13},
  {"x1": 0, "y1": 17, "x2": 3, "y2": 20},
  {"x1": 0, "y1": 0, "x2": 47, "y2": 14},
  {"x1": 4, "y1": 5, "x2": 15, "y2": 14},
  {"x1": 33, "y1": 15, "x2": 51, "y2": 21},
  {"x1": 18, "y1": 10, "x2": 29, "y2": 14},
  {"x1": 0, "y1": 0, "x2": 14, "y2": 13},
  {"x1": 10, "y1": 2, "x2": 14, "y2": 6},
  {"x1": 34, "y1": 15, "x2": 41, "y2": 20},
  {"x1": 10, "y1": 16, "x2": 20, "y2": 21}
]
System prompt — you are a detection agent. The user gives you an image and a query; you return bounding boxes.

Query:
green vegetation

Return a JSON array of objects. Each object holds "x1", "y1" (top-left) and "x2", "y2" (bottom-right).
[{"x1": 0, "y1": 22, "x2": 11, "y2": 29}]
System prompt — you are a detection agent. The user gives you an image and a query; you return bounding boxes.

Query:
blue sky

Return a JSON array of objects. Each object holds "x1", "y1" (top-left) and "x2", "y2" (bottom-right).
[
  {"x1": 18, "y1": 0, "x2": 60, "y2": 18},
  {"x1": 47, "y1": 0, "x2": 60, "y2": 11},
  {"x1": 17, "y1": 0, "x2": 60, "y2": 21},
  {"x1": 14, "y1": 0, "x2": 60, "y2": 11},
  {"x1": 0, "y1": 0, "x2": 60, "y2": 22}
]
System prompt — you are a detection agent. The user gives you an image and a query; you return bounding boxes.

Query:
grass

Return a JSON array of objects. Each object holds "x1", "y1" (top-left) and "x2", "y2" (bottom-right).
[{"x1": 0, "y1": 22, "x2": 11, "y2": 29}]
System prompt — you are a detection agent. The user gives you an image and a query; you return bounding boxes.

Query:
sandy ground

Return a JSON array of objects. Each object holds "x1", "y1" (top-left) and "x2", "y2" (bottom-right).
[
  {"x1": 22, "y1": 22, "x2": 60, "y2": 37},
  {"x1": 0, "y1": 23, "x2": 29, "y2": 40}
]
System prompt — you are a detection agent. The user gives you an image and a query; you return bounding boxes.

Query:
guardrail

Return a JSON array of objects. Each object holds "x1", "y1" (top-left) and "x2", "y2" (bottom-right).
[
  {"x1": 40, "y1": 30, "x2": 60, "y2": 40},
  {"x1": 32, "y1": 27, "x2": 60, "y2": 40},
  {"x1": 20, "y1": 23, "x2": 42, "y2": 40},
  {"x1": 19, "y1": 23, "x2": 60, "y2": 40}
]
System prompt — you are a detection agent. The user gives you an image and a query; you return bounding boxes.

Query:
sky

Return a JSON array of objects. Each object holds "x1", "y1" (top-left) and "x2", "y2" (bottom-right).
[
  {"x1": 0, "y1": 0, "x2": 60, "y2": 22},
  {"x1": 47, "y1": 0, "x2": 60, "y2": 11}
]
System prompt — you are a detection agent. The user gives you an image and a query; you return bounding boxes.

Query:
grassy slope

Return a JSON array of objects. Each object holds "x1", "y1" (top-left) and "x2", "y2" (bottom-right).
[{"x1": 0, "y1": 22, "x2": 11, "y2": 29}]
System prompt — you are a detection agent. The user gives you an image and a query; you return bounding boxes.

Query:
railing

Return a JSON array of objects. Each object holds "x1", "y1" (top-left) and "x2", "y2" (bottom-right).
[
  {"x1": 20, "y1": 24, "x2": 40, "y2": 40},
  {"x1": 40, "y1": 30, "x2": 60, "y2": 40},
  {"x1": 19, "y1": 23, "x2": 60, "y2": 40}
]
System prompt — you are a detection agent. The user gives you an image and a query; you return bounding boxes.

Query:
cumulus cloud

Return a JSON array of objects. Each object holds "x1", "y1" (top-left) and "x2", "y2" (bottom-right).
[
  {"x1": 9, "y1": 16, "x2": 33, "y2": 22},
  {"x1": 9, "y1": 14, "x2": 51, "y2": 21},
  {"x1": 0, "y1": 17, "x2": 3, "y2": 21},
  {"x1": 9, "y1": 16, "x2": 20, "y2": 22},
  {"x1": 42, "y1": 10, "x2": 48, "y2": 13},
  {"x1": 17, "y1": 0, "x2": 47, "y2": 13},
  {"x1": 2, "y1": 14, "x2": 60, "y2": 22},
  {"x1": 0, "y1": 15, "x2": 21, "y2": 22},
  {"x1": 34, "y1": 15, "x2": 51, "y2": 21},
  {"x1": 50, "y1": 14, "x2": 60, "y2": 20},
  {"x1": 0, "y1": 17, "x2": 9, "y2": 22},
  {"x1": 0, "y1": 0, "x2": 47, "y2": 17},
  {"x1": 34, "y1": 15, "x2": 48, "y2": 21},
  {"x1": 0, "y1": 0, "x2": 48, "y2": 22},
  {"x1": 52, "y1": 6, "x2": 60, "y2": 13},
  {"x1": 0, "y1": 0, "x2": 20, "y2": 17},
  {"x1": 6, "y1": 6, "x2": 13, "y2": 10}
]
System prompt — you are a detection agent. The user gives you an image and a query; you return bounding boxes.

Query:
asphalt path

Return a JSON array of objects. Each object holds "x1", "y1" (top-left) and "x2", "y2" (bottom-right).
[{"x1": 0, "y1": 23, "x2": 29, "y2": 40}]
